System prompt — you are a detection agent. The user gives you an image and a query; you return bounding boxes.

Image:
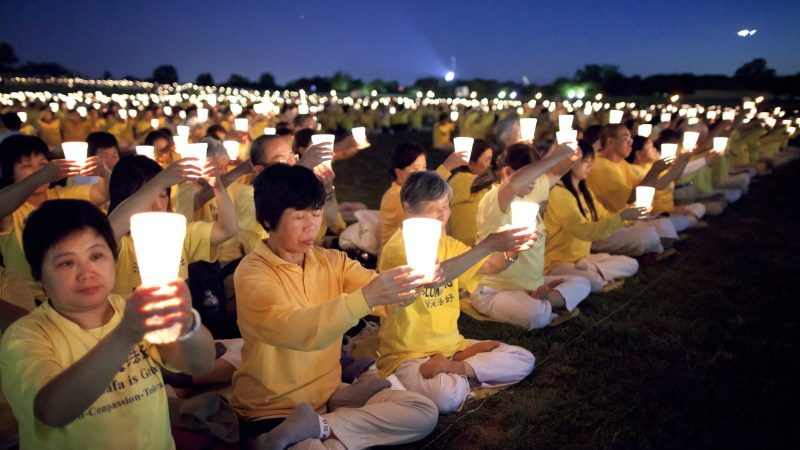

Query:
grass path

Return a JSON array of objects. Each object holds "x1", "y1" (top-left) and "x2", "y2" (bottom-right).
[{"x1": 352, "y1": 134, "x2": 799, "y2": 449}]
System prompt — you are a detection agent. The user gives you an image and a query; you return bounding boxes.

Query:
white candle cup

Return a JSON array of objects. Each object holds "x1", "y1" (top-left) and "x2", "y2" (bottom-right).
[
  {"x1": 712, "y1": 137, "x2": 728, "y2": 154},
  {"x1": 135, "y1": 145, "x2": 156, "y2": 159},
  {"x1": 197, "y1": 108, "x2": 209, "y2": 122},
  {"x1": 609, "y1": 110, "x2": 623, "y2": 124},
  {"x1": 163, "y1": 106, "x2": 173, "y2": 116},
  {"x1": 765, "y1": 117, "x2": 776, "y2": 128},
  {"x1": 453, "y1": 137, "x2": 474, "y2": 161},
  {"x1": 49, "y1": 102, "x2": 59, "y2": 113},
  {"x1": 62, "y1": 142, "x2": 88, "y2": 166},
  {"x1": 722, "y1": 111, "x2": 735, "y2": 121},
  {"x1": 181, "y1": 143, "x2": 208, "y2": 171},
  {"x1": 635, "y1": 186, "x2": 656, "y2": 210},
  {"x1": 519, "y1": 118, "x2": 537, "y2": 142},
  {"x1": 263, "y1": 127, "x2": 276, "y2": 136},
  {"x1": 351, "y1": 127, "x2": 367, "y2": 145},
  {"x1": 706, "y1": 111, "x2": 718, "y2": 120},
  {"x1": 298, "y1": 104, "x2": 309, "y2": 115},
  {"x1": 17, "y1": 112, "x2": 27, "y2": 122},
  {"x1": 510, "y1": 200, "x2": 540, "y2": 251},
  {"x1": 311, "y1": 134, "x2": 335, "y2": 168},
  {"x1": 130, "y1": 212, "x2": 187, "y2": 344},
  {"x1": 229, "y1": 104, "x2": 243, "y2": 116},
  {"x1": 660, "y1": 113, "x2": 672, "y2": 123},
  {"x1": 660, "y1": 143, "x2": 678, "y2": 159},
  {"x1": 558, "y1": 114, "x2": 574, "y2": 132},
  {"x1": 788, "y1": 126, "x2": 797, "y2": 135},
  {"x1": 176, "y1": 125, "x2": 190, "y2": 137},
  {"x1": 682, "y1": 131, "x2": 700, "y2": 150},
  {"x1": 223, "y1": 140, "x2": 239, "y2": 160},
  {"x1": 150, "y1": 118, "x2": 159, "y2": 129},
  {"x1": 234, "y1": 118, "x2": 249, "y2": 132},
  {"x1": 556, "y1": 130, "x2": 578, "y2": 149},
  {"x1": 743, "y1": 101, "x2": 755, "y2": 110},
  {"x1": 687, "y1": 107, "x2": 697, "y2": 118},
  {"x1": 173, "y1": 134, "x2": 188, "y2": 151},
  {"x1": 402, "y1": 218, "x2": 442, "y2": 282},
  {"x1": 449, "y1": 111, "x2": 459, "y2": 122},
  {"x1": 637, "y1": 124, "x2": 653, "y2": 137}
]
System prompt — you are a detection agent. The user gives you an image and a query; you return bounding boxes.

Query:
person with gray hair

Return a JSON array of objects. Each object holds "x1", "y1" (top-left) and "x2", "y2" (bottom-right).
[
  {"x1": 492, "y1": 115, "x2": 522, "y2": 150},
  {"x1": 376, "y1": 170, "x2": 536, "y2": 413}
]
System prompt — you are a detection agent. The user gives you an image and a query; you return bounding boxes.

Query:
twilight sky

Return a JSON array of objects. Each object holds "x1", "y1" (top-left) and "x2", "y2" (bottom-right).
[{"x1": 2, "y1": 0, "x2": 799, "y2": 86}]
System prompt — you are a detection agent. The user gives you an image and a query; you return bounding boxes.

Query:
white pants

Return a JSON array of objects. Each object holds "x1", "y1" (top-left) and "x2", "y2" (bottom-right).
[
  {"x1": 673, "y1": 202, "x2": 706, "y2": 220},
  {"x1": 391, "y1": 340, "x2": 535, "y2": 413},
  {"x1": 711, "y1": 188, "x2": 741, "y2": 203},
  {"x1": 288, "y1": 388, "x2": 438, "y2": 450},
  {"x1": 549, "y1": 253, "x2": 639, "y2": 293},
  {"x1": 471, "y1": 275, "x2": 592, "y2": 330},
  {"x1": 715, "y1": 172, "x2": 750, "y2": 193},
  {"x1": 591, "y1": 221, "x2": 668, "y2": 256}
]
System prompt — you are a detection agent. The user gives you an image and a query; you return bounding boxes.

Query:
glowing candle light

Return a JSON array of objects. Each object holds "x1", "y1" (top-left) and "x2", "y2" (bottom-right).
[
  {"x1": 510, "y1": 200, "x2": 539, "y2": 251},
  {"x1": 712, "y1": 137, "x2": 728, "y2": 154},
  {"x1": 17, "y1": 112, "x2": 27, "y2": 122},
  {"x1": 558, "y1": 114, "x2": 574, "y2": 132},
  {"x1": 61, "y1": 142, "x2": 88, "y2": 165},
  {"x1": 765, "y1": 117, "x2": 776, "y2": 128},
  {"x1": 743, "y1": 101, "x2": 755, "y2": 110},
  {"x1": 351, "y1": 127, "x2": 367, "y2": 147},
  {"x1": 150, "y1": 118, "x2": 159, "y2": 129},
  {"x1": 311, "y1": 134, "x2": 335, "y2": 168},
  {"x1": 229, "y1": 104, "x2": 242, "y2": 116},
  {"x1": 660, "y1": 143, "x2": 678, "y2": 159},
  {"x1": 635, "y1": 186, "x2": 656, "y2": 210},
  {"x1": 298, "y1": 104, "x2": 309, "y2": 115},
  {"x1": 197, "y1": 108, "x2": 209, "y2": 122},
  {"x1": 687, "y1": 117, "x2": 699, "y2": 125},
  {"x1": 181, "y1": 143, "x2": 208, "y2": 171},
  {"x1": 682, "y1": 131, "x2": 700, "y2": 151},
  {"x1": 163, "y1": 106, "x2": 173, "y2": 116},
  {"x1": 223, "y1": 141, "x2": 239, "y2": 160},
  {"x1": 556, "y1": 130, "x2": 578, "y2": 150},
  {"x1": 638, "y1": 124, "x2": 653, "y2": 137},
  {"x1": 402, "y1": 218, "x2": 442, "y2": 282},
  {"x1": 706, "y1": 111, "x2": 717, "y2": 120},
  {"x1": 722, "y1": 111, "x2": 735, "y2": 121},
  {"x1": 450, "y1": 110, "x2": 459, "y2": 122},
  {"x1": 135, "y1": 145, "x2": 155, "y2": 159},
  {"x1": 453, "y1": 137, "x2": 474, "y2": 161},
  {"x1": 234, "y1": 118, "x2": 248, "y2": 132},
  {"x1": 263, "y1": 127, "x2": 276, "y2": 136},
  {"x1": 660, "y1": 113, "x2": 672, "y2": 123},
  {"x1": 176, "y1": 125, "x2": 190, "y2": 137},
  {"x1": 49, "y1": 102, "x2": 59, "y2": 113},
  {"x1": 519, "y1": 118, "x2": 537, "y2": 142},
  {"x1": 130, "y1": 212, "x2": 187, "y2": 344},
  {"x1": 609, "y1": 110, "x2": 623, "y2": 124}
]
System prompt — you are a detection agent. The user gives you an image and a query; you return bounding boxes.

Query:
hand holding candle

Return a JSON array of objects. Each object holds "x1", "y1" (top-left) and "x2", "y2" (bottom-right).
[
  {"x1": 712, "y1": 137, "x2": 728, "y2": 154},
  {"x1": 311, "y1": 134, "x2": 336, "y2": 168},
  {"x1": 453, "y1": 136, "x2": 474, "y2": 161},
  {"x1": 682, "y1": 131, "x2": 700, "y2": 151},
  {"x1": 635, "y1": 186, "x2": 656, "y2": 211},
  {"x1": 62, "y1": 142, "x2": 88, "y2": 168},
  {"x1": 120, "y1": 281, "x2": 193, "y2": 345},
  {"x1": 402, "y1": 218, "x2": 442, "y2": 282},
  {"x1": 660, "y1": 143, "x2": 678, "y2": 159},
  {"x1": 510, "y1": 200, "x2": 540, "y2": 250}
]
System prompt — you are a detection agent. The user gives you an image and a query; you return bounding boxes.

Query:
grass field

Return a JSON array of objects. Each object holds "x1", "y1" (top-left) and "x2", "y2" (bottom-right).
[{"x1": 336, "y1": 131, "x2": 800, "y2": 449}]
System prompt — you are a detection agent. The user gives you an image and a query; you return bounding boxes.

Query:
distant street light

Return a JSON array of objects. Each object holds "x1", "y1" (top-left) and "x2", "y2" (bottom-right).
[{"x1": 444, "y1": 71, "x2": 455, "y2": 82}]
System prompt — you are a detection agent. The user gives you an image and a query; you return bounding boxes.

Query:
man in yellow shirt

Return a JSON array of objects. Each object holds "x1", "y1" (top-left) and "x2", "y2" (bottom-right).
[
  {"x1": 473, "y1": 143, "x2": 592, "y2": 329},
  {"x1": 232, "y1": 164, "x2": 437, "y2": 449},
  {"x1": 378, "y1": 171, "x2": 534, "y2": 413},
  {"x1": 586, "y1": 125, "x2": 679, "y2": 255}
]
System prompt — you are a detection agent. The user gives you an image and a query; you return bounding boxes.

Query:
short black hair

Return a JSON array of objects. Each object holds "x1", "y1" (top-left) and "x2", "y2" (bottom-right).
[
  {"x1": 86, "y1": 131, "x2": 119, "y2": 157},
  {"x1": 206, "y1": 124, "x2": 226, "y2": 139},
  {"x1": 388, "y1": 142, "x2": 425, "y2": 180},
  {"x1": 0, "y1": 135, "x2": 50, "y2": 188},
  {"x1": 627, "y1": 135, "x2": 649, "y2": 163},
  {"x1": 499, "y1": 142, "x2": 537, "y2": 170},
  {"x1": 108, "y1": 155, "x2": 164, "y2": 213},
  {"x1": 293, "y1": 128, "x2": 314, "y2": 151},
  {"x1": 253, "y1": 164, "x2": 325, "y2": 232},
  {"x1": 23, "y1": 199, "x2": 118, "y2": 281},
  {"x1": 1, "y1": 112, "x2": 22, "y2": 131},
  {"x1": 276, "y1": 121, "x2": 293, "y2": 136},
  {"x1": 144, "y1": 130, "x2": 169, "y2": 146}
]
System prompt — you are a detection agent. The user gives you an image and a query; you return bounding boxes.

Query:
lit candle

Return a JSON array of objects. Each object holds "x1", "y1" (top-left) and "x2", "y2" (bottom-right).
[
  {"x1": 223, "y1": 140, "x2": 239, "y2": 160},
  {"x1": 743, "y1": 101, "x2": 755, "y2": 110},
  {"x1": 49, "y1": 102, "x2": 59, "y2": 113},
  {"x1": 660, "y1": 143, "x2": 678, "y2": 159},
  {"x1": 311, "y1": 134, "x2": 335, "y2": 168},
  {"x1": 450, "y1": 110, "x2": 459, "y2": 122},
  {"x1": 230, "y1": 104, "x2": 243, "y2": 116},
  {"x1": 635, "y1": 186, "x2": 655, "y2": 210},
  {"x1": 150, "y1": 118, "x2": 159, "y2": 129},
  {"x1": 722, "y1": 111, "x2": 735, "y2": 121},
  {"x1": 609, "y1": 110, "x2": 623, "y2": 124},
  {"x1": 263, "y1": 127, "x2": 276, "y2": 136},
  {"x1": 788, "y1": 126, "x2": 797, "y2": 135},
  {"x1": 712, "y1": 137, "x2": 728, "y2": 154},
  {"x1": 197, "y1": 108, "x2": 209, "y2": 122},
  {"x1": 135, "y1": 145, "x2": 156, "y2": 159},
  {"x1": 298, "y1": 104, "x2": 310, "y2": 115},
  {"x1": 765, "y1": 117, "x2": 776, "y2": 128},
  {"x1": 181, "y1": 143, "x2": 208, "y2": 171},
  {"x1": 164, "y1": 106, "x2": 173, "y2": 116},
  {"x1": 351, "y1": 127, "x2": 367, "y2": 146},
  {"x1": 555, "y1": 130, "x2": 578, "y2": 149},
  {"x1": 558, "y1": 114, "x2": 574, "y2": 132},
  {"x1": 402, "y1": 218, "x2": 442, "y2": 282},
  {"x1": 176, "y1": 125, "x2": 190, "y2": 137},
  {"x1": 61, "y1": 142, "x2": 88, "y2": 166},
  {"x1": 706, "y1": 111, "x2": 717, "y2": 120},
  {"x1": 660, "y1": 113, "x2": 672, "y2": 123},
  {"x1": 510, "y1": 200, "x2": 539, "y2": 251},
  {"x1": 17, "y1": 112, "x2": 27, "y2": 122},
  {"x1": 682, "y1": 131, "x2": 699, "y2": 150},
  {"x1": 453, "y1": 136, "x2": 474, "y2": 161},
  {"x1": 234, "y1": 118, "x2": 249, "y2": 132},
  {"x1": 638, "y1": 124, "x2": 653, "y2": 137},
  {"x1": 130, "y1": 212, "x2": 187, "y2": 344},
  {"x1": 519, "y1": 118, "x2": 537, "y2": 142},
  {"x1": 687, "y1": 117, "x2": 699, "y2": 125}
]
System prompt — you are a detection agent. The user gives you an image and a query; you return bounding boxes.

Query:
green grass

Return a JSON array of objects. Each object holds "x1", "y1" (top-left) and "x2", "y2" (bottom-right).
[{"x1": 341, "y1": 132, "x2": 800, "y2": 449}]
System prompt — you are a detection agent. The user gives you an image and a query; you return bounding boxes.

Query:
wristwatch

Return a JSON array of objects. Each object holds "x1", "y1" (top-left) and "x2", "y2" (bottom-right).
[{"x1": 503, "y1": 252, "x2": 518, "y2": 263}]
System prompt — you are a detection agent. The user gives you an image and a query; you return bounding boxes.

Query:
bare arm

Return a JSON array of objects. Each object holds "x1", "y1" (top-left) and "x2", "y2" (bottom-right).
[
  {"x1": 192, "y1": 160, "x2": 252, "y2": 211},
  {"x1": 498, "y1": 144, "x2": 574, "y2": 211},
  {"x1": 439, "y1": 227, "x2": 530, "y2": 283},
  {"x1": 0, "y1": 160, "x2": 77, "y2": 219},
  {"x1": 208, "y1": 174, "x2": 238, "y2": 245}
]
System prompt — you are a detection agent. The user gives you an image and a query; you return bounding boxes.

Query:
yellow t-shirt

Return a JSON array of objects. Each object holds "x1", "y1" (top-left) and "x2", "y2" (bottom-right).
[
  {"x1": 433, "y1": 122, "x2": 455, "y2": 147},
  {"x1": 37, "y1": 119, "x2": 62, "y2": 149},
  {"x1": 0, "y1": 186, "x2": 93, "y2": 301},
  {"x1": 0, "y1": 295, "x2": 174, "y2": 450},
  {"x1": 543, "y1": 183, "x2": 623, "y2": 273},
  {"x1": 112, "y1": 221, "x2": 218, "y2": 296},
  {"x1": 476, "y1": 175, "x2": 549, "y2": 292},
  {"x1": 447, "y1": 171, "x2": 488, "y2": 246},
  {"x1": 234, "y1": 184, "x2": 269, "y2": 255},
  {"x1": 61, "y1": 120, "x2": 91, "y2": 142},
  {"x1": 376, "y1": 231, "x2": 476, "y2": 377},
  {"x1": 174, "y1": 181, "x2": 244, "y2": 264},
  {"x1": 629, "y1": 162, "x2": 674, "y2": 215},
  {"x1": 586, "y1": 155, "x2": 638, "y2": 213},
  {"x1": 231, "y1": 243, "x2": 377, "y2": 418},
  {"x1": 0, "y1": 266, "x2": 36, "y2": 318}
]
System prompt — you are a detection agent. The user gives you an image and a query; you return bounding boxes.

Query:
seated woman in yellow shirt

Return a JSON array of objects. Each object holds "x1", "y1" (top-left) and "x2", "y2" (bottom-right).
[
  {"x1": 379, "y1": 142, "x2": 467, "y2": 249},
  {"x1": 544, "y1": 142, "x2": 645, "y2": 292},
  {"x1": 1, "y1": 199, "x2": 214, "y2": 450},
  {"x1": 432, "y1": 113, "x2": 455, "y2": 150},
  {"x1": 106, "y1": 155, "x2": 238, "y2": 296},
  {"x1": 232, "y1": 164, "x2": 438, "y2": 449},
  {"x1": 378, "y1": 171, "x2": 534, "y2": 413},
  {"x1": 0, "y1": 135, "x2": 110, "y2": 301},
  {"x1": 447, "y1": 139, "x2": 496, "y2": 246},
  {"x1": 36, "y1": 109, "x2": 62, "y2": 150}
]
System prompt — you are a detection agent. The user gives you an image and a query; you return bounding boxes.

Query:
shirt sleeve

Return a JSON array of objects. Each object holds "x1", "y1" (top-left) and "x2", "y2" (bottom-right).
[
  {"x1": 549, "y1": 187, "x2": 624, "y2": 242},
  {"x1": 173, "y1": 183, "x2": 200, "y2": 223},
  {"x1": 587, "y1": 162, "x2": 631, "y2": 213},
  {"x1": 185, "y1": 221, "x2": 219, "y2": 264}
]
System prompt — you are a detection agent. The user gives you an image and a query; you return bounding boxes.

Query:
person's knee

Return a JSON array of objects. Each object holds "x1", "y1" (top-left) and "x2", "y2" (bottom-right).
[
  {"x1": 424, "y1": 374, "x2": 470, "y2": 414},
  {"x1": 527, "y1": 305, "x2": 552, "y2": 330},
  {"x1": 622, "y1": 257, "x2": 639, "y2": 277}
]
